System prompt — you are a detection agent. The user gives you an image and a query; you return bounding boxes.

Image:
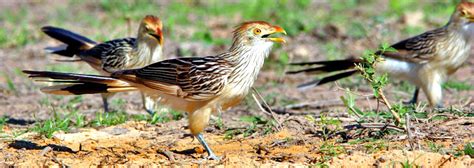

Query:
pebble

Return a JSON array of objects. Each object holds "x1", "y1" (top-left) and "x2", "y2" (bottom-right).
[{"x1": 377, "y1": 156, "x2": 386, "y2": 163}]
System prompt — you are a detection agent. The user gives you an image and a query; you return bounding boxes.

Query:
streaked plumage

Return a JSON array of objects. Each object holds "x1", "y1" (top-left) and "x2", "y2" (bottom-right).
[
  {"x1": 24, "y1": 21, "x2": 287, "y2": 160},
  {"x1": 42, "y1": 15, "x2": 164, "y2": 114},
  {"x1": 288, "y1": 1, "x2": 474, "y2": 107}
]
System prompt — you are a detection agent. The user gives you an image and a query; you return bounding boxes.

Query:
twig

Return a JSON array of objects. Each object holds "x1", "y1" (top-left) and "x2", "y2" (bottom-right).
[
  {"x1": 344, "y1": 123, "x2": 405, "y2": 132},
  {"x1": 251, "y1": 87, "x2": 282, "y2": 131},
  {"x1": 438, "y1": 155, "x2": 454, "y2": 167},
  {"x1": 441, "y1": 117, "x2": 474, "y2": 126},
  {"x1": 157, "y1": 149, "x2": 175, "y2": 162},
  {"x1": 39, "y1": 146, "x2": 53, "y2": 156},
  {"x1": 282, "y1": 97, "x2": 370, "y2": 110},
  {"x1": 270, "y1": 109, "x2": 319, "y2": 115},
  {"x1": 406, "y1": 113, "x2": 414, "y2": 150},
  {"x1": 377, "y1": 88, "x2": 401, "y2": 125}
]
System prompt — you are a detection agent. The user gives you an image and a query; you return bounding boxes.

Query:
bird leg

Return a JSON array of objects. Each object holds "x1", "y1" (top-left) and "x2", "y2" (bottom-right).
[
  {"x1": 142, "y1": 93, "x2": 156, "y2": 115},
  {"x1": 196, "y1": 133, "x2": 220, "y2": 160},
  {"x1": 404, "y1": 87, "x2": 419, "y2": 105},
  {"x1": 101, "y1": 93, "x2": 110, "y2": 113}
]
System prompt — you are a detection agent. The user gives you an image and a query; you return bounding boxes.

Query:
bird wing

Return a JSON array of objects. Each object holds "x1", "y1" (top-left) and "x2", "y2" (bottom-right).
[
  {"x1": 81, "y1": 38, "x2": 136, "y2": 73},
  {"x1": 116, "y1": 56, "x2": 233, "y2": 101},
  {"x1": 378, "y1": 28, "x2": 446, "y2": 63}
]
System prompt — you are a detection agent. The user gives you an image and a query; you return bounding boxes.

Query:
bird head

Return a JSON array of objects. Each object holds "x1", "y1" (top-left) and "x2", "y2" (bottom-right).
[
  {"x1": 139, "y1": 15, "x2": 164, "y2": 45},
  {"x1": 453, "y1": 0, "x2": 474, "y2": 24},
  {"x1": 231, "y1": 21, "x2": 286, "y2": 50}
]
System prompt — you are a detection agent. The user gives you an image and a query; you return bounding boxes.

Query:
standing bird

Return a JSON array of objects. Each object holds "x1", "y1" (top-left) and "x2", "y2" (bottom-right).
[
  {"x1": 23, "y1": 21, "x2": 286, "y2": 160},
  {"x1": 288, "y1": 1, "x2": 474, "y2": 108},
  {"x1": 42, "y1": 15, "x2": 164, "y2": 114}
]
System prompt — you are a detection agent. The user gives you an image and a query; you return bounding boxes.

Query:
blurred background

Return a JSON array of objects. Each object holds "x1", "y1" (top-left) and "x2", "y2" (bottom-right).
[{"x1": 0, "y1": 0, "x2": 471, "y2": 120}]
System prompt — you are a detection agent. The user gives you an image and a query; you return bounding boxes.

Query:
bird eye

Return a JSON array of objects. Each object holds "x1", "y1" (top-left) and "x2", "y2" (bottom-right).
[
  {"x1": 462, "y1": 10, "x2": 468, "y2": 16},
  {"x1": 253, "y1": 28, "x2": 261, "y2": 35}
]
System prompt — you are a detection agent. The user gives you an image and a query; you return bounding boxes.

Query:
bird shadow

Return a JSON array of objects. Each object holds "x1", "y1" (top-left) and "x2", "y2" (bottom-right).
[
  {"x1": 8, "y1": 140, "x2": 77, "y2": 154},
  {"x1": 3, "y1": 116, "x2": 36, "y2": 125},
  {"x1": 171, "y1": 148, "x2": 198, "y2": 155}
]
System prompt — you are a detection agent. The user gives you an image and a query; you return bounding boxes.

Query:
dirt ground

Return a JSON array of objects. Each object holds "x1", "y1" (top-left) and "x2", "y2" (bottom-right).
[
  {"x1": 0, "y1": 0, "x2": 473, "y2": 167},
  {"x1": 0, "y1": 120, "x2": 473, "y2": 167}
]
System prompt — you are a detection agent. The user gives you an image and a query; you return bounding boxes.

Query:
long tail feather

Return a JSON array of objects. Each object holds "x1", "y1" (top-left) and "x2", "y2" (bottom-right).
[
  {"x1": 23, "y1": 70, "x2": 136, "y2": 95},
  {"x1": 42, "y1": 26, "x2": 97, "y2": 57},
  {"x1": 297, "y1": 70, "x2": 358, "y2": 90},
  {"x1": 287, "y1": 59, "x2": 360, "y2": 74}
]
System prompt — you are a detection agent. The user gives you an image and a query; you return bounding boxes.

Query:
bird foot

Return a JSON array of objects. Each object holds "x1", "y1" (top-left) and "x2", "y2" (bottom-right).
[
  {"x1": 402, "y1": 99, "x2": 417, "y2": 106},
  {"x1": 434, "y1": 104, "x2": 445, "y2": 111},
  {"x1": 145, "y1": 109, "x2": 156, "y2": 116},
  {"x1": 206, "y1": 153, "x2": 221, "y2": 160}
]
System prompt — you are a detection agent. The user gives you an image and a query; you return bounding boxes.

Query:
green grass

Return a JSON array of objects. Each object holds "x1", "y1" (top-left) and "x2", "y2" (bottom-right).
[
  {"x1": 0, "y1": 116, "x2": 7, "y2": 132},
  {"x1": 0, "y1": 0, "x2": 458, "y2": 48},
  {"x1": 391, "y1": 154, "x2": 422, "y2": 168},
  {"x1": 32, "y1": 109, "x2": 74, "y2": 138},
  {"x1": 224, "y1": 115, "x2": 276, "y2": 139},
  {"x1": 443, "y1": 81, "x2": 473, "y2": 91},
  {"x1": 317, "y1": 142, "x2": 346, "y2": 164},
  {"x1": 305, "y1": 114, "x2": 342, "y2": 140},
  {"x1": 455, "y1": 142, "x2": 474, "y2": 158},
  {"x1": 91, "y1": 112, "x2": 128, "y2": 127},
  {"x1": 427, "y1": 141, "x2": 445, "y2": 153},
  {"x1": 2, "y1": 73, "x2": 17, "y2": 94}
]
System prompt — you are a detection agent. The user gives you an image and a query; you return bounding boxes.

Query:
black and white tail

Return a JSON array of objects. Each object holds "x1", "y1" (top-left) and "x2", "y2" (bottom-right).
[
  {"x1": 42, "y1": 26, "x2": 97, "y2": 57},
  {"x1": 23, "y1": 70, "x2": 137, "y2": 95},
  {"x1": 287, "y1": 58, "x2": 361, "y2": 89}
]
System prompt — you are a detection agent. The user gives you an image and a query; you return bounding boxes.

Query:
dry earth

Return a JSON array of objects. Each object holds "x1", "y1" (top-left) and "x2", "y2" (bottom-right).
[{"x1": 1, "y1": 120, "x2": 473, "y2": 167}]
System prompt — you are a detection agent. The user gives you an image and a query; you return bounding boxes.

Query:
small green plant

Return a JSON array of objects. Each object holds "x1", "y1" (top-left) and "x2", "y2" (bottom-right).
[
  {"x1": 0, "y1": 116, "x2": 7, "y2": 131},
  {"x1": 391, "y1": 155, "x2": 422, "y2": 168},
  {"x1": 32, "y1": 110, "x2": 72, "y2": 138},
  {"x1": 73, "y1": 112, "x2": 86, "y2": 128},
  {"x1": 240, "y1": 115, "x2": 275, "y2": 137},
  {"x1": 223, "y1": 129, "x2": 238, "y2": 140},
  {"x1": 312, "y1": 163, "x2": 330, "y2": 168},
  {"x1": 340, "y1": 89, "x2": 363, "y2": 117},
  {"x1": 132, "y1": 109, "x2": 184, "y2": 125},
  {"x1": 91, "y1": 112, "x2": 127, "y2": 127},
  {"x1": 363, "y1": 139, "x2": 388, "y2": 154},
  {"x1": 213, "y1": 114, "x2": 225, "y2": 130},
  {"x1": 3, "y1": 73, "x2": 17, "y2": 94},
  {"x1": 455, "y1": 142, "x2": 474, "y2": 158},
  {"x1": 354, "y1": 43, "x2": 401, "y2": 124},
  {"x1": 427, "y1": 141, "x2": 445, "y2": 153},
  {"x1": 317, "y1": 142, "x2": 346, "y2": 164},
  {"x1": 224, "y1": 115, "x2": 276, "y2": 139},
  {"x1": 305, "y1": 114, "x2": 342, "y2": 140},
  {"x1": 443, "y1": 81, "x2": 473, "y2": 91}
]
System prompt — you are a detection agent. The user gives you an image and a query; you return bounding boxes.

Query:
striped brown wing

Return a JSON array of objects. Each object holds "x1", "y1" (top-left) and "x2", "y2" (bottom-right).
[
  {"x1": 378, "y1": 28, "x2": 446, "y2": 63},
  {"x1": 118, "y1": 56, "x2": 233, "y2": 101},
  {"x1": 81, "y1": 38, "x2": 136, "y2": 73}
]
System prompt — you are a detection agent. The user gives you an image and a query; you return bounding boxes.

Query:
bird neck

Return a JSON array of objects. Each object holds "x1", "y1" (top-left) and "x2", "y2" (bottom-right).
[
  {"x1": 446, "y1": 15, "x2": 474, "y2": 42},
  {"x1": 223, "y1": 42, "x2": 273, "y2": 93},
  {"x1": 129, "y1": 37, "x2": 163, "y2": 68}
]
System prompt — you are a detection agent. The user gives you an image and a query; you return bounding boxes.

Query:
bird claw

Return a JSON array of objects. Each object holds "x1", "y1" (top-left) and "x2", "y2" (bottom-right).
[
  {"x1": 434, "y1": 104, "x2": 445, "y2": 111},
  {"x1": 207, "y1": 154, "x2": 221, "y2": 160},
  {"x1": 403, "y1": 99, "x2": 417, "y2": 106},
  {"x1": 145, "y1": 109, "x2": 156, "y2": 115}
]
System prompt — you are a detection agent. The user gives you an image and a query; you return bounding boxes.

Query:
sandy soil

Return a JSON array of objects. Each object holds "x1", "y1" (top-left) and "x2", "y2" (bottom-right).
[{"x1": 1, "y1": 120, "x2": 473, "y2": 167}]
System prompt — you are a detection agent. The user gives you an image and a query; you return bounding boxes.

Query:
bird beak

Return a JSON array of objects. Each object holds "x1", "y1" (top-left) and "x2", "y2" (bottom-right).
[
  {"x1": 469, "y1": 16, "x2": 474, "y2": 22},
  {"x1": 148, "y1": 28, "x2": 163, "y2": 45},
  {"x1": 267, "y1": 25, "x2": 287, "y2": 43}
]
